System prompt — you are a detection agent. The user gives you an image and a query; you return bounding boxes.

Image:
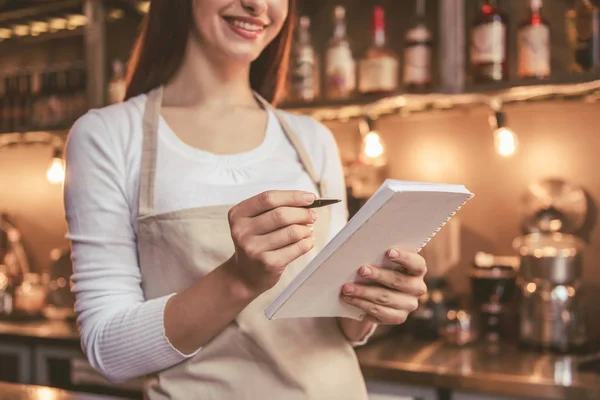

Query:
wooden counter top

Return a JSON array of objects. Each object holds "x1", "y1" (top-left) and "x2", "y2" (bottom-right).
[
  {"x1": 356, "y1": 335, "x2": 600, "y2": 399},
  {"x1": 0, "y1": 382, "x2": 129, "y2": 400}
]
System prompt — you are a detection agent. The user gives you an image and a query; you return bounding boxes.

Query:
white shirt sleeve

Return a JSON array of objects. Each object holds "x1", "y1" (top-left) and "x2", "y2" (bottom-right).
[
  {"x1": 64, "y1": 112, "x2": 197, "y2": 383},
  {"x1": 309, "y1": 119, "x2": 378, "y2": 346}
]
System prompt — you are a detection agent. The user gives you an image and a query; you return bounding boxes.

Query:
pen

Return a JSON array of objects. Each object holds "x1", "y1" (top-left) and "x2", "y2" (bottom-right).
[{"x1": 303, "y1": 199, "x2": 341, "y2": 209}]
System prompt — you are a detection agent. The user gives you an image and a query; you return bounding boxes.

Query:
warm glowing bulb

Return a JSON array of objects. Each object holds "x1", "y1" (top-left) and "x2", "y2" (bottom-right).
[
  {"x1": 47, "y1": 158, "x2": 65, "y2": 184},
  {"x1": 494, "y1": 127, "x2": 518, "y2": 157},
  {"x1": 363, "y1": 132, "x2": 384, "y2": 158},
  {"x1": 137, "y1": 1, "x2": 151, "y2": 13}
]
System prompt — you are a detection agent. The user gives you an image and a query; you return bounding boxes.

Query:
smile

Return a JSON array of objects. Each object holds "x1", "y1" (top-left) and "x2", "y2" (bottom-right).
[{"x1": 223, "y1": 16, "x2": 267, "y2": 39}]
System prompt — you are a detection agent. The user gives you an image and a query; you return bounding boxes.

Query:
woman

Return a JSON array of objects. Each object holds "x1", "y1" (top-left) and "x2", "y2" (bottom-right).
[{"x1": 64, "y1": 0, "x2": 428, "y2": 399}]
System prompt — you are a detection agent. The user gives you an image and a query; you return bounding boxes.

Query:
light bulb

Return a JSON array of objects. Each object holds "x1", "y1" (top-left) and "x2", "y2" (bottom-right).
[
  {"x1": 359, "y1": 131, "x2": 387, "y2": 166},
  {"x1": 46, "y1": 157, "x2": 65, "y2": 184},
  {"x1": 358, "y1": 117, "x2": 387, "y2": 167},
  {"x1": 494, "y1": 127, "x2": 518, "y2": 157},
  {"x1": 363, "y1": 132, "x2": 384, "y2": 158}
]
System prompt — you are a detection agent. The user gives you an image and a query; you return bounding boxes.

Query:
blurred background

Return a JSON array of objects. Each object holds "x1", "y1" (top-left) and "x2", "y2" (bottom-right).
[{"x1": 1, "y1": 1, "x2": 600, "y2": 399}]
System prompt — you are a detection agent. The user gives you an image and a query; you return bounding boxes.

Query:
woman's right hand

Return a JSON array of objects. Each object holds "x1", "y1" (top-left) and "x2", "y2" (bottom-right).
[{"x1": 226, "y1": 190, "x2": 318, "y2": 295}]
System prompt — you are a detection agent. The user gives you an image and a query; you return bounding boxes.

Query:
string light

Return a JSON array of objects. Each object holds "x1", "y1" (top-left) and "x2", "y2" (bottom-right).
[
  {"x1": 46, "y1": 140, "x2": 65, "y2": 185},
  {"x1": 489, "y1": 99, "x2": 518, "y2": 157},
  {"x1": 358, "y1": 117, "x2": 387, "y2": 167}
]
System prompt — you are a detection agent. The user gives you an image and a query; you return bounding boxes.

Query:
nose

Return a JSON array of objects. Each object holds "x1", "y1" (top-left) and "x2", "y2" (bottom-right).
[{"x1": 241, "y1": 0, "x2": 267, "y2": 15}]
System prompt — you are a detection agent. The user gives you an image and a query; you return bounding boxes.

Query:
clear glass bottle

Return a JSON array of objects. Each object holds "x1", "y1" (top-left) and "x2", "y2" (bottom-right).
[
  {"x1": 518, "y1": 0, "x2": 551, "y2": 79},
  {"x1": 358, "y1": 6, "x2": 399, "y2": 95},
  {"x1": 403, "y1": 0, "x2": 433, "y2": 93},
  {"x1": 325, "y1": 5, "x2": 356, "y2": 99},
  {"x1": 470, "y1": 0, "x2": 509, "y2": 83},
  {"x1": 108, "y1": 59, "x2": 127, "y2": 105},
  {"x1": 567, "y1": 0, "x2": 600, "y2": 71},
  {"x1": 289, "y1": 16, "x2": 319, "y2": 102}
]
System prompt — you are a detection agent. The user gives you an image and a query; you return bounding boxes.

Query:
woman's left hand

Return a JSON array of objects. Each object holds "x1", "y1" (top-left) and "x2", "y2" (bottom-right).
[{"x1": 341, "y1": 247, "x2": 428, "y2": 325}]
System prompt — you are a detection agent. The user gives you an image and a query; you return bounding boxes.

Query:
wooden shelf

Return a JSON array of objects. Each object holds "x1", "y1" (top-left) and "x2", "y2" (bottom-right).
[
  {"x1": 281, "y1": 74, "x2": 600, "y2": 121},
  {"x1": 0, "y1": 0, "x2": 83, "y2": 24}
]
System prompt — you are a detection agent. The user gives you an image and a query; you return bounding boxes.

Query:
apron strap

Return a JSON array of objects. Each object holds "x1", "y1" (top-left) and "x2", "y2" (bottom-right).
[
  {"x1": 138, "y1": 87, "x2": 329, "y2": 217},
  {"x1": 138, "y1": 86, "x2": 163, "y2": 217},
  {"x1": 254, "y1": 94, "x2": 328, "y2": 198}
]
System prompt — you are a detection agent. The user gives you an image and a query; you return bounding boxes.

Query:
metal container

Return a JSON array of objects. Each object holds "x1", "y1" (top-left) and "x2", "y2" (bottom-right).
[
  {"x1": 512, "y1": 232, "x2": 585, "y2": 285},
  {"x1": 513, "y1": 232, "x2": 588, "y2": 352}
]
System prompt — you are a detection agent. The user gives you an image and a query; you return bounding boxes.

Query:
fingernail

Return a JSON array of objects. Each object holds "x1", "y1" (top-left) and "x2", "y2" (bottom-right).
[
  {"x1": 388, "y1": 249, "x2": 399, "y2": 259},
  {"x1": 308, "y1": 224, "x2": 314, "y2": 232},
  {"x1": 310, "y1": 210, "x2": 317, "y2": 221},
  {"x1": 343, "y1": 284, "x2": 355, "y2": 295},
  {"x1": 361, "y1": 266, "x2": 372, "y2": 277},
  {"x1": 303, "y1": 193, "x2": 315, "y2": 203}
]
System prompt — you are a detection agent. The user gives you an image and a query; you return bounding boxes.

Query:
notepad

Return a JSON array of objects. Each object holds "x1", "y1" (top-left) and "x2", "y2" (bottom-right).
[{"x1": 265, "y1": 179, "x2": 474, "y2": 320}]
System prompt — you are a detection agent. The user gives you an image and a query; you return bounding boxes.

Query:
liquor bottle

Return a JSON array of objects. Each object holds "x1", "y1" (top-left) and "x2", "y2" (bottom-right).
[
  {"x1": 567, "y1": 0, "x2": 600, "y2": 71},
  {"x1": 325, "y1": 5, "x2": 356, "y2": 99},
  {"x1": 358, "y1": 6, "x2": 399, "y2": 95},
  {"x1": 403, "y1": 0, "x2": 433, "y2": 92},
  {"x1": 289, "y1": 16, "x2": 319, "y2": 102},
  {"x1": 18, "y1": 74, "x2": 33, "y2": 132},
  {"x1": 3, "y1": 77, "x2": 15, "y2": 133},
  {"x1": 108, "y1": 59, "x2": 127, "y2": 105},
  {"x1": 518, "y1": 0, "x2": 551, "y2": 79},
  {"x1": 470, "y1": 0, "x2": 509, "y2": 83},
  {"x1": 45, "y1": 71, "x2": 60, "y2": 128},
  {"x1": 0, "y1": 77, "x2": 7, "y2": 133},
  {"x1": 32, "y1": 71, "x2": 49, "y2": 130}
]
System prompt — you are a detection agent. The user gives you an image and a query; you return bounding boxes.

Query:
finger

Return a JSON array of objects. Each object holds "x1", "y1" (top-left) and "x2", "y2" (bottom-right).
[
  {"x1": 386, "y1": 248, "x2": 427, "y2": 276},
  {"x1": 247, "y1": 224, "x2": 313, "y2": 253},
  {"x1": 341, "y1": 283, "x2": 419, "y2": 312},
  {"x1": 249, "y1": 207, "x2": 317, "y2": 235},
  {"x1": 357, "y1": 266, "x2": 428, "y2": 297},
  {"x1": 341, "y1": 295, "x2": 408, "y2": 325},
  {"x1": 230, "y1": 190, "x2": 315, "y2": 219},
  {"x1": 260, "y1": 236, "x2": 315, "y2": 271}
]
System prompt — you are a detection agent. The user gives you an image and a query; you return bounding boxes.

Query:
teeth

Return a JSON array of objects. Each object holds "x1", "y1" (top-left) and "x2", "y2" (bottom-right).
[{"x1": 230, "y1": 19, "x2": 264, "y2": 32}]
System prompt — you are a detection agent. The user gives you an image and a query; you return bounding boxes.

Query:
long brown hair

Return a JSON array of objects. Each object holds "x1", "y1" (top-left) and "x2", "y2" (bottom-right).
[{"x1": 125, "y1": 0, "x2": 296, "y2": 105}]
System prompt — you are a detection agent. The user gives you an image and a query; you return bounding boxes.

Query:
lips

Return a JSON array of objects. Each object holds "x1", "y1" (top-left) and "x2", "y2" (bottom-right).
[{"x1": 223, "y1": 16, "x2": 268, "y2": 39}]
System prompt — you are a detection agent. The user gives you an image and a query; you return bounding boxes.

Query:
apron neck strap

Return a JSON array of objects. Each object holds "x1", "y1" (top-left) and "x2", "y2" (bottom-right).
[
  {"x1": 138, "y1": 87, "x2": 328, "y2": 217},
  {"x1": 252, "y1": 93, "x2": 326, "y2": 196},
  {"x1": 139, "y1": 86, "x2": 163, "y2": 217}
]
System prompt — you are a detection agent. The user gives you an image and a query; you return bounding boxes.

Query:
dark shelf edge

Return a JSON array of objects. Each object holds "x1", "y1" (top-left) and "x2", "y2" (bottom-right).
[
  {"x1": 465, "y1": 71, "x2": 600, "y2": 94},
  {"x1": 0, "y1": 0, "x2": 83, "y2": 24},
  {"x1": 280, "y1": 73, "x2": 600, "y2": 113}
]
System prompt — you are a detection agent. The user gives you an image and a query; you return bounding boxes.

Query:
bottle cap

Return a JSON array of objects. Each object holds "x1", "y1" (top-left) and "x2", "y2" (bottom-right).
[{"x1": 373, "y1": 6, "x2": 385, "y2": 31}]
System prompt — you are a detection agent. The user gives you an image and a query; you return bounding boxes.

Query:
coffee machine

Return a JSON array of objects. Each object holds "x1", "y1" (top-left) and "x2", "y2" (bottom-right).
[
  {"x1": 514, "y1": 179, "x2": 590, "y2": 353},
  {"x1": 513, "y1": 232, "x2": 588, "y2": 352},
  {"x1": 470, "y1": 252, "x2": 519, "y2": 343}
]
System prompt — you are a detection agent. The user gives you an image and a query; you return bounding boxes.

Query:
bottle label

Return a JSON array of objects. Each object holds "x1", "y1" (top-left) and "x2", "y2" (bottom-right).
[
  {"x1": 403, "y1": 45, "x2": 432, "y2": 85},
  {"x1": 471, "y1": 21, "x2": 506, "y2": 63},
  {"x1": 518, "y1": 24, "x2": 551, "y2": 77},
  {"x1": 326, "y1": 43, "x2": 356, "y2": 96},
  {"x1": 291, "y1": 46, "x2": 317, "y2": 101},
  {"x1": 358, "y1": 56, "x2": 398, "y2": 93}
]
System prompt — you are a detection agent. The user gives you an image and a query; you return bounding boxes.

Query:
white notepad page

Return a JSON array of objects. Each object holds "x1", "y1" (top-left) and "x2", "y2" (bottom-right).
[{"x1": 265, "y1": 179, "x2": 474, "y2": 320}]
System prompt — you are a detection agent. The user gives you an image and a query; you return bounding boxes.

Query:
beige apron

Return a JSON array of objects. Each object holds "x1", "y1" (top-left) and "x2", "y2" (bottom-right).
[{"x1": 136, "y1": 87, "x2": 368, "y2": 400}]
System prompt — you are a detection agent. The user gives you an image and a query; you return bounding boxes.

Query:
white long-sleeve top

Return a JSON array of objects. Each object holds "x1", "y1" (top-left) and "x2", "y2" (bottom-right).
[{"x1": 64, "y1": 93, "x2": 373, "y2": 383}]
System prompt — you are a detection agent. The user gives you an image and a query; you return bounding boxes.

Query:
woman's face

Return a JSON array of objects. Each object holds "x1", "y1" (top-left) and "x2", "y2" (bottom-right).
[{"x1": 191, "y1": 0, "x2": 288, "y2": 64}]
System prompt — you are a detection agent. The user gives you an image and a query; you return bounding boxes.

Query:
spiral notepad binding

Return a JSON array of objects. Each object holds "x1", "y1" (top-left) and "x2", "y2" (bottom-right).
[{"x1": 415, "y1": 197, "x2": 471, "y2": 253}]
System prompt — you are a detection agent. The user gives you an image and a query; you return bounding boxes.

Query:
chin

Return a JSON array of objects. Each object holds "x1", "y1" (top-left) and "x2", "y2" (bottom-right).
[{"x1": 220, "y1": 45, "x2": 265, "y2": 64}]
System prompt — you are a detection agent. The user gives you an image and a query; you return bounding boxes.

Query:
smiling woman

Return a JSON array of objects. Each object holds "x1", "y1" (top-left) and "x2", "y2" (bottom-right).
[
  {"x1": 125, "y1": 0, "x2": 296, "y2": 104},
  {"x1": 63, "y1": 0, "x2": 428, "y2": 399}
]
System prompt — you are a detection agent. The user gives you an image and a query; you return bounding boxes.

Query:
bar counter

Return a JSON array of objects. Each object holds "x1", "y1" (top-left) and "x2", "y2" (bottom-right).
[
  {"x1": 356, "y1": 335, "x2": 600, "y2": 400},
  {"x1": 1, "y1": 319, "x2": 600, "y2": 399},
  {"x1": 0, "y1": 382, "x2": 127, "y2": 400}
]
